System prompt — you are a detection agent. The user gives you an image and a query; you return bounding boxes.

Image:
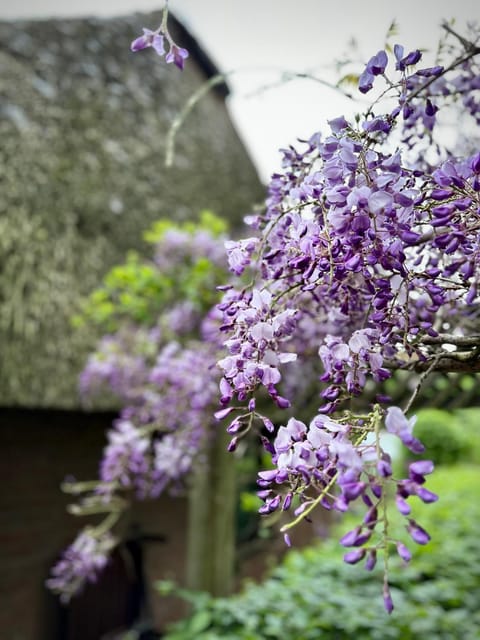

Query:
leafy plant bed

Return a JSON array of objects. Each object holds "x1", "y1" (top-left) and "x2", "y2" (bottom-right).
[{"x1": 161, "y1": 465, "x2": 480, "y2": 640}]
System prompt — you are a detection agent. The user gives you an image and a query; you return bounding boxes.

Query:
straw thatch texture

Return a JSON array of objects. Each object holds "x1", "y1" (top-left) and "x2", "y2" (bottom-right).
[{"x1": 0, "y1": 11, "x2": 263, "y2": 408}]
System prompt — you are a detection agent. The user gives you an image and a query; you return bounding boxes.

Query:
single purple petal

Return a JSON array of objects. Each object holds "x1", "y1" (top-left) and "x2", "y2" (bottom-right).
[
  {"x1": 340, "y1": 527, "x2": 361, "y2": 547},
  {"x1": 166, "y1": 45, "x2": 189, "y2": 70},
  {"x1": 226, "y1": 419, "x2": 242, "y2": 434},
  {"x1": 394, "y1": 44, "x2": 404, "y2": 61},
  {"x1": 371, "y1": 484, "x2": 382, "y2": 499},
  {"x1": 274, "y1": 395, "x2": 291, "y2": 409},
  {"x1": 258, "y1": 469, "x2": 278, "y2": 482},
  {"x1": 416, "y1": 66, "x2": 443, "y2": 77},
  {"x1": 130, "y1": 35, "x2": 150, "y2": 52},
  {"x1": 130, "y1": 28, "x2": 155, "y2": 52},
  {"x1": 383, "y1": 584, "x2": 394, "y2": 614},
  {"x1": 409, "y1": 460, "x2": 434, "y2": 476},
  {"x1": 261, "y1": 415, "x2": 275, "y2": 432},
  {"x1": 377, "y1": 459, "x2": 392, "y2": 477},
  {"x1": 152, "y1": 34, "x2": 166, "y2": 56},
  {"x1": 402, "y1": 434, "x2": 425, "y2": 454},
  {"x1": 214, "y1": 407, "x2": 235, "y2": 421},
  {"x1": 470, "y1": 152, "x2": 480, "y2": 174},
  {"x1": 363, "y1": 117, "x2": 392, "y2": 133},
  {"x1": 369, "y1": 50, "x2": 388, "y2": 75},
  {"x1": 328, "y1": 116, "x2": 349, "y2": 134},
  {"x1": 363, "y1": 506, "x2": 378, "y2": 528},
  {"x1": 341, "y1": 482, "x2": 366, "y2": 501},
  {"x1": 396, "y1": 494, "x2": 411, "y2": 515},
  {"x1": 425, "y1": 99, "x2": 438, "y2": 117},
  {"x1": 344, "y1": 549, "x2": 366, "y2": 564},
  {"x1": 365, "y1": 53, "x2": 385, "y2": 76},
  {"x1": 227, "y1": 437, "x2": 238, "y2": 452},
  {"x1": 407, "y1": 520, "x2": 431, "y2": 545},
  {"x1": 359, "y1": 69, "x2": 375, "y2": 94},
  {"x1": 396, "y1": 542, "x2": 412, "y2": 563},
  {"x1": 365, "y1": 550, "x2": 377, "y2": 571},
  {"x1": 416, "y1": 487, "x2": 439, "y2": 503},
  {"x1": 403, "y1": 49, "x2": 422, "y2": 66}
]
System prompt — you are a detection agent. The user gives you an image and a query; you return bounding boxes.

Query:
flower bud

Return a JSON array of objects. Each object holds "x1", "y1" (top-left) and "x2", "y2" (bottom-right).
[{"x1": 344, "y1": 549, "x2": 366, "y2": 564}]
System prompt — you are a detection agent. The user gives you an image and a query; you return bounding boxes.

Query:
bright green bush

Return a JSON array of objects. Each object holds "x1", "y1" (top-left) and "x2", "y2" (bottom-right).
[
  {"x1": 161, "y1": 465, "x2": 480, "y2": 640},
  {"x1": 400, "y1": 408, "x2": 480, "y2": 467},
  {"x1": 451, "y1": 408, "x2": 480, "y2": 464},
  {"x1": 409, "y1": 408, "x2": 470, "y2": 466}
]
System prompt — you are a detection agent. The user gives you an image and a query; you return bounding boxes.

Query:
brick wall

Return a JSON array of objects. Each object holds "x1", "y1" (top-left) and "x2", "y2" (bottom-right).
[{"x1": 0, "y1": 408, "x2": 190, "y2": 640}]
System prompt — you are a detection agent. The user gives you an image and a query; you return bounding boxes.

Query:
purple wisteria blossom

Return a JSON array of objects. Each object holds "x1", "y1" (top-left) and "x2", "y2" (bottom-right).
[
  {"x1": 385, "y1": 407, "x2": 425, "y2": 454},
  {"x1": 225, "y1": 237, "x2": 259, "y2": 275},
  {"x1": 359, "y1": 50, "x2": 388, "y2": 93},
  {"x1": 100, "y1": 418, "x2": 150, "y2": 488},
  {"x1": 131, "y1": 28, "x2": 166, "y2": 55},
  {"x1": 50, "y1": 222, "x2": 227, "y2": 600},
  {"x1": 369, "y1": 50, "x2": 388, "y2": 75},
  {"x1": 47, "y1": 531, "x2": 116, "y2": 602},
  {"x1": 251, "y1": 408, "x2": 436, "y2": 589},
  {"x1": 153, "y1": 226, "x2": 228, "y2": 272},
  {"x1": 215, "y1": 27, "x2": 480, "y2": 611},
  {"x1": 165, "y1": 44, "x2": 189, "y2": 70},
  {"x1": 130, "y1": 6, "x2": 189, "y2": 70},
  {"x1": 79, "y1": 328, "x2": 158, "y2": 402}
]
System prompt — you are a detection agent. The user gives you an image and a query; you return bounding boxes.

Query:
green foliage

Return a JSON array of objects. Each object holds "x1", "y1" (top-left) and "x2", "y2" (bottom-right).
[
  {"x1": 404, "y1": 407, "x2": 480, "y2": 466},
  {"x1": 73, "y1": 211, "x2": 228, "y2": 332},
  {"x1": 336, "y1": 73, "x2": 360, "y2": 88},
  {"x1": 411, "y1": 408, "x2": 470, "y2": 465},
  {"x1": 73, "y1": 251, "x2": 172, "y2": 330},
  {"x1": 143, "y1": 210, "x2": 227, "y2": 244},
  {"x1": 161, "y1": 465, "x2": 480, "y2": 640},
  {"x1": 451, "y1": 407, "x2": 480, "y2": 463}
]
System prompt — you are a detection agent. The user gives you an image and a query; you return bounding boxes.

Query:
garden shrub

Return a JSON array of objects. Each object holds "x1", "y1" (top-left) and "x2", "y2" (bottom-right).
[
  {"x1": 400, "y1": 408, "x2": 480, "y2": 467},
  {"x1": 451, "y1": 408, "x2": 480, "y2": 464},
  {"x1": 407, "y1": 408, "x2": 471, "y2": 466}
]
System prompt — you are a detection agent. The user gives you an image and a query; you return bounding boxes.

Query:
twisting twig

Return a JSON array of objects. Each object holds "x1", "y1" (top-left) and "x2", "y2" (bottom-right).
[
  {"x1": 404, "y1": 353, "x2": 442, "y2": 413},
  {"x1": 441, "y1": 21, "x2": 476, "y2": 50},
  {"x1": 405, "y1": 35, "x2": 480, "y2": 105},
  {"x1": 165, "y1": 72, "x2": 230, "y2": 168}
]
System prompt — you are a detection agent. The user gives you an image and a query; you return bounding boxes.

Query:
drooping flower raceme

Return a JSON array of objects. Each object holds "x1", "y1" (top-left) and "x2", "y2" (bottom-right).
[
  {"x1": 130, "y1": 5, "x2": 189, "y2": 69},
  {"x1": 216, "y1": 28, "x2": 480, "y2": 612},
  {"x1": 49, "y1": 219, "x2": 228, "y2": 600},
  {"x1": 46, "y1": 531, "x2": 117, "y2": 603}
]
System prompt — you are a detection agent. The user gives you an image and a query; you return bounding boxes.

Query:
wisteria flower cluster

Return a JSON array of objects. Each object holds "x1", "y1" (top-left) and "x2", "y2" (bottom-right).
[
  {"x1": 92, "y1": 340, "x2": 219, "y2": 501},
  {"x1": 130, "y1": 4, "x2": 189, "y2": 69},
  {"x1": 50, "y1": 17, "x2": 480, "y2": 614},
  {"x1": 253, "y1": 405, "x2": 439, "y2": 611},
  {"x1": 216, "y1": 24, "x2": 480, "y2": 611},
  {"x1": 48, "y1": 218, "x2": 228, "y2": 600},
  {"x1": 46, "y1": 530, "x2": 117, "y2": 603}
]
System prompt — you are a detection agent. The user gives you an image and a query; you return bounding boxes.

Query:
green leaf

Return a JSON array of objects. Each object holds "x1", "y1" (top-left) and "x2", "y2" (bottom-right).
[
  {"x1": 187, "y1": 611, "x2": 212, "y2": 635},
  {"x1": 337, "y1": 73, "x2": 360, "y2": 87}
]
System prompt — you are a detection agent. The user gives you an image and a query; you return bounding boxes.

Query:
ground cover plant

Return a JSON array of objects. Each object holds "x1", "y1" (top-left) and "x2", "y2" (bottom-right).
[{"x1": 161, "y1": 463, "x2": 480, "y2": 639}]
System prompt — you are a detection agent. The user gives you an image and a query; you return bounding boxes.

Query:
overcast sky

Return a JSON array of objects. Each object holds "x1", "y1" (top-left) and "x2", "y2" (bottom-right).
[{"x1": 1, "y1": 1, "x2": 479, "y2": 180}]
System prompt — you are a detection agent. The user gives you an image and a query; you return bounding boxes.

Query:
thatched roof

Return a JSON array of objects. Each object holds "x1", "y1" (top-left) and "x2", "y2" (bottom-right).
[{"x1": 0, "y1": 11, "x2": 264, "y2": 409}]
